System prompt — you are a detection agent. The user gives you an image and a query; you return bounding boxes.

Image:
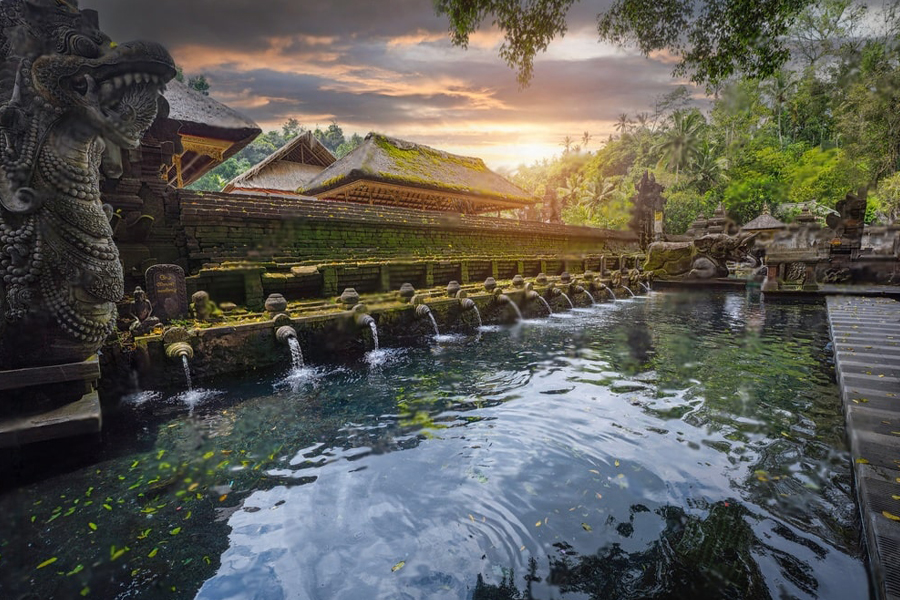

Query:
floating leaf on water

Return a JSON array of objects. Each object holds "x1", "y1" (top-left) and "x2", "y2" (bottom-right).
[
  {"x1": 883, "y1": 511, "x2": 900, "y2": 522},
  {"x1": 80, "y1": 586, "x2": 90, "y2": 596},
  {"x1": 391, "y1": 561, "x2": 405, "y2": 572},
  {"x1": 535, "y1": 521, "x2": 541, "y2": 527},
  {"x1": 891, "y1": 495, "x2": 900, "y2": 501},
  {"x1": 468, "y1": 514, "x2": 475, "y2": 522},
  {"x1": 614, "y1": 460, "x2": 620, "y2": 467},
  {"x1": 148, "y1": 548, "x2": 159, "y2": 558},
  {"x1": 855, "y1": 458, "x2": 870, "y2": 464},
  {"x1": 581, "y1": 523, "x2": 592, "y2": 532},
  {"x1": 110, "y1": 547, "x2": 127, "y2": 561},
  {"x1": 66, "y1": 564, "x2": 84, "y2": 576},
  {"x1": 203, "y1": 452, "x2": 215, "y2": 460},
  {"x1": 88, "y1": 522, "x2": 97, "y2": 531},
  {"x1": 169, "y1": 527, "x2": 181, "y2": 535},
  {"x1": 102, "y1": 504, "x2": 112, "y2": 511},
  {"x1": 137, "y1": 528, "x2": 151, "y2": 539},
  {"x1": 596, "y1": 493, "x2": 603, "y2": 500},
  {"x1": 36, "y1": 557, "x2": 57, "y2": 569},
  {"x1": 219, "y1": 494, "x2": 228, "y2": 502},
  {"x1": 588, "y1": 469, "x2": 600, "y2": 475}
]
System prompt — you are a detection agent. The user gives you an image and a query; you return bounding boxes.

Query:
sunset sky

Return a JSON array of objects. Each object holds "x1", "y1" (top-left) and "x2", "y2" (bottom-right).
[{"x1": 81, "y1": 0, "x2": 701, "y2": 170}]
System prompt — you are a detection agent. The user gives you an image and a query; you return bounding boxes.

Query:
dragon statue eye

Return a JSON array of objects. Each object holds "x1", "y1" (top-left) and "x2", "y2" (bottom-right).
[{"x1": 61, "y1": 32, "x2": 100, "y2": 58}]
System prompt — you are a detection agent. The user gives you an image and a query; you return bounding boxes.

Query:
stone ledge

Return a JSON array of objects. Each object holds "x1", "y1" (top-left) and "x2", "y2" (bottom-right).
[{"x1": 0, "y1": 391, "x2": 101, "y2": 448}]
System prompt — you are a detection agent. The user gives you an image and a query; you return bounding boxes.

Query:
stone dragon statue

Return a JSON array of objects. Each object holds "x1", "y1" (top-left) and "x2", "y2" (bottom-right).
[
  {"x1": 644, "y1": 233, "x2": 759, "y2": 280},
  {"x1": 0, "y1": 0, "x2": 174, "y2": 368}
]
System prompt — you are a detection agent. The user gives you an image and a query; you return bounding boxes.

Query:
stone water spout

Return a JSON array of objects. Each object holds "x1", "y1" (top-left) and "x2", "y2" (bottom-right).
[
  {"x1": 496, "y1": 293, "x2": 523, "y2": 322},
  {"x1": 457, "y1": 291, "x2": 482, "y2": 329},
  {"x1": 572, "y1": 284, "x2": 595, "y2": 305},
  {"x1": 353, "y1": 305, "x2": 379, "y2": 350},
  {"x1": 525, "y1": 283, "x2": 552, "y2": 315},
  {"x1": 275, "y1": 320, "x2": 304, "y2": 369},
  {"x1": 549, "y1": 285, "x2": 574, "y2": 310},
  {"x1": 415, "y1": 303, "x2": 440, "y2": 336},
  {"x1": 599, "y1": 283, "x2": 617, "y2": 301},
  {"x1": 164, "y1": 342, "x2": 193, "y2": 392}
]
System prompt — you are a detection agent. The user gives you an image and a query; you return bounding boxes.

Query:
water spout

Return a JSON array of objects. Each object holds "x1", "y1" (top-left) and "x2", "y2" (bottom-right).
[
  {"x1": 275, "y1": 325, "x2": 304, "y2": 369},
  {"x1": 497, "y1": 294, "x2": 523, "y2": 322},
  {"x1": 580, "y1": 287, "x2": 596, "y2": 305},
  {"x1": 599, "y1": 283, "x2": 616, "y2": 301},
  {"x1": 164, "y1": 337, "x2": 194, "y2": 391},
  {"x1": 639, "y1": 281, "x2": 651, "y2": 293},
  {"x1": 623, "y1": 286, "x2": 636, "y2": 298},
  {"x1": 460, "y1": 297, "x2": 483, "y2": 329},
  {"x1": 415, "y1": 304, "x2": 440, "y2": 336},
  {"x1": 526, "y1": 290, "x2": 553, "y2": 315},
  {"x1": 559, "y1": 292, "x2": 575, "y2": 310}
]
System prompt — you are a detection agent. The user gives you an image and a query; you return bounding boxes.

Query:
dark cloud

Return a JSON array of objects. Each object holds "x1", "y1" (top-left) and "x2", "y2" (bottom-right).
[{"x1": 78, "y1": 0, "x2": 695, "y2": 166}]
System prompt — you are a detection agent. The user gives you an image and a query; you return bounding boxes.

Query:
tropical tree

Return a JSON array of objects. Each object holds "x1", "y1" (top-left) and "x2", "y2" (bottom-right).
[
  {"x1": 655, "y1": 111, "x2": 705, "y2": 183},
  {"x1": 762, "y1": 70, "x2": 796, "y2": 145},
  {"x1": 614, "y1": 113, "x2": 632, "y2": 135}
]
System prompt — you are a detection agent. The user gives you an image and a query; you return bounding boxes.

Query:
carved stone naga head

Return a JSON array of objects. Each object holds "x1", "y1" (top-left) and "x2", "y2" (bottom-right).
[{"x1": 0, "y1": 0, "x2": 175, "y2": 368}]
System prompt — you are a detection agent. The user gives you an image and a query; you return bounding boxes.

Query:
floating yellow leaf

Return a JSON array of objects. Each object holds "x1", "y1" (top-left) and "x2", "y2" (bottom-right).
[
  {"x1": 468, "y1": 514, "x2": 475, "y2": 522},
  {"x1": 614, "y1": 460, "x2": 620, "y2": 467},
  {"x1": 589, "y1": 469, "x2": 600, "y2": 475},
  {"x1": 170, "y1": 527, "x2": 181, "y2": 535},
  {"x1": 891, "y1": 495, "x2": 900, "y2": 501},
  {"x1": 535, "y1": 521, "x2": 541, "y2": 527},
  {"x1": 883, "y1": 511, "x2": 900, "y2": 522},
  {"x1": 148, "y1": 548, "x2": 159, "y2": 558},
  {"x1": 391, "y1": 561, "x2": 405, "y2": 572},
  {"x1": 66, "y1": 564, "x2": 84, "y2": 576},
  {"x1": 80, "y1": 586, "x2": 90, "y2": 596},
  {"x1": 36, "y1": 557, "x2": 57, "y2": 569},
  {"x1": 581, "y1": 523, "x2": 592, "y2": 532},
  {"x1": 88, "y1": 522, "x2": 97, "y2": 531},
  {"x1": 855, "y1": 458, "x2": 870, "y2": 464}
]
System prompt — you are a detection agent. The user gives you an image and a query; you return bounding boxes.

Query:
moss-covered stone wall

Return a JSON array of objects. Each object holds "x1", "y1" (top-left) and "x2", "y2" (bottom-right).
[{"x1": 178, "y1": 191, "x2": 638, "y2": 270}]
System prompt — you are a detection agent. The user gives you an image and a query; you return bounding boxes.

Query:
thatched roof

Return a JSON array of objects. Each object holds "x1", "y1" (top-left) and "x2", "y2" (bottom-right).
[
  {"x1": 158, "y1": 80, "x2": 261, "y2": 186},
  {"x1": 742, "y1": 204, "x2": 786, "y2": 231},
  {"x1": 300, "y1": 133, "x2": 535, "y2": 213},
  {"x1": 222, "y1": 131, "x2": 336, "y2": 194}
]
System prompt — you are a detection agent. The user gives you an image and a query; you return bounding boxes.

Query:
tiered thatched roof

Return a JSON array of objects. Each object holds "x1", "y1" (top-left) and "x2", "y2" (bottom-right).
[
  {"x1": 300, "y1": 133, "x2": 535, "y2": 213},
  {"x1": 222, "y1": 131, "x2": 336, "y2": 195}
]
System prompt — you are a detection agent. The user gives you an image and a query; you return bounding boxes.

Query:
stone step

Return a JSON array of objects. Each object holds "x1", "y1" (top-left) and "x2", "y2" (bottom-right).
[{"x1": 0, "y1": 391, "x2": 101, "y2": 448}]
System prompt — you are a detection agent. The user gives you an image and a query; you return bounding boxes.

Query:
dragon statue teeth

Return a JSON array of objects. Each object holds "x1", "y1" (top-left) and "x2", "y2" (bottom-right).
[{"x1": 0, "y1": 0, "x2": 175, "y2": 368}]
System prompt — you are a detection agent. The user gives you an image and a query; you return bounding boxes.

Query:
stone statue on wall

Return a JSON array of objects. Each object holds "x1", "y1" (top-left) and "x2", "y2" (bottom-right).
[
  {"x1": 629, "y1": 171, "x2": 665, "y2": 251},
  {"x1": 644, "y1": 232, "x2": 759, "y2": 279},
  {"x1": 0, "y1": 0, "x2": 175, "y2": 368}
]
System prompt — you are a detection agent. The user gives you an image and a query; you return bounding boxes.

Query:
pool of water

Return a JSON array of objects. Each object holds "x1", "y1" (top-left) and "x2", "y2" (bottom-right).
[{"x1": 0, "y1": 291, "x2": 868, "y2": 599}]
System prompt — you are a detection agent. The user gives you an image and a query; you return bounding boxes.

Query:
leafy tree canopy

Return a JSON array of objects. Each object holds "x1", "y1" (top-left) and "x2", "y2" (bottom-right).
[{"x1": 434, "y1": 0, "x2": 813, "y2": 87}]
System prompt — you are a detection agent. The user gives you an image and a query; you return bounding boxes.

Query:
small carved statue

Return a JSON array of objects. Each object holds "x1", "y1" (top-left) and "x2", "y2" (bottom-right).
[
  {"x1": 128, "y1": 286, "x2": 159, "y2": 334},
  {"x1": 190, "y1": 291, "x2": 223, "y2": 323}
]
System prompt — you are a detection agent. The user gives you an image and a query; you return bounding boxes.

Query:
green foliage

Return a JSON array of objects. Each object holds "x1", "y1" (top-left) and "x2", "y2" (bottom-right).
[
  {"x1": 436, "y1": 0, "x2": 814, "y2": 88},
  {"x1": 871, "y1": 172, "x2": 900, "y2": 224}
]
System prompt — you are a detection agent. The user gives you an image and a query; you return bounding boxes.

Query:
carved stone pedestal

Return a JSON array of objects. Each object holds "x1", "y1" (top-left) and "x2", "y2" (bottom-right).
[{"x1": 0, "y1": 356, "x2": 102, "y2": 448}]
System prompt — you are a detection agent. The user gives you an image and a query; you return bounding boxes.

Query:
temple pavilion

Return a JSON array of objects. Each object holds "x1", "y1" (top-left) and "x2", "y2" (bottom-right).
[{"x1": 297, "y1": 133, "x2": 535, "y2": 214}]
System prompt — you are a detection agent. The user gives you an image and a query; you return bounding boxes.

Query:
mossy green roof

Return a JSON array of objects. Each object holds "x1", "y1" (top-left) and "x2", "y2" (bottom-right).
[{"x1": 300, "y1": 133, "x2": 535, "y2": 209}]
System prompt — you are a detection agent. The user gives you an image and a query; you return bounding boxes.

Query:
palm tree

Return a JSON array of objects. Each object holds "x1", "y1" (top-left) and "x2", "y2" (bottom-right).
[
  {"x1": 614, "y1": 113, "x2": 632, "y2": 135},
  {"x1": 556, "y1": 173, "x2": 584, "y2": 209},
  {"x1": 655, "y1": 111, "x2": 704, "y2": 184},
  {"x1": 689, "y1": 140, "x2": 728, "y2": 192},
  {"x1": 634, "y1": 112, "x2": 650, "y2": 131},
  {"x1": 581, "y1": 131, "x2": 592, "y2": 149},
  {"x1": 560, "y1": 136, "x2": 574, "y2": 154},
  {"x1": 762, "y1": 70, "x2": 796, "y2": 145}
]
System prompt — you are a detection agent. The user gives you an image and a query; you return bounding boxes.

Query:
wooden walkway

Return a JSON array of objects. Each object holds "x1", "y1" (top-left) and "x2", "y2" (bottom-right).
[{"x1": 827, "y1": 296, "x2": 900, "y2": 600}]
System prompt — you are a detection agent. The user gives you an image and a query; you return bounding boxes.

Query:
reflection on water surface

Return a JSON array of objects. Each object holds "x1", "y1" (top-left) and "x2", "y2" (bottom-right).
[{"x1": 0, "y1": 292, "x2": 867, "y2": 599}]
